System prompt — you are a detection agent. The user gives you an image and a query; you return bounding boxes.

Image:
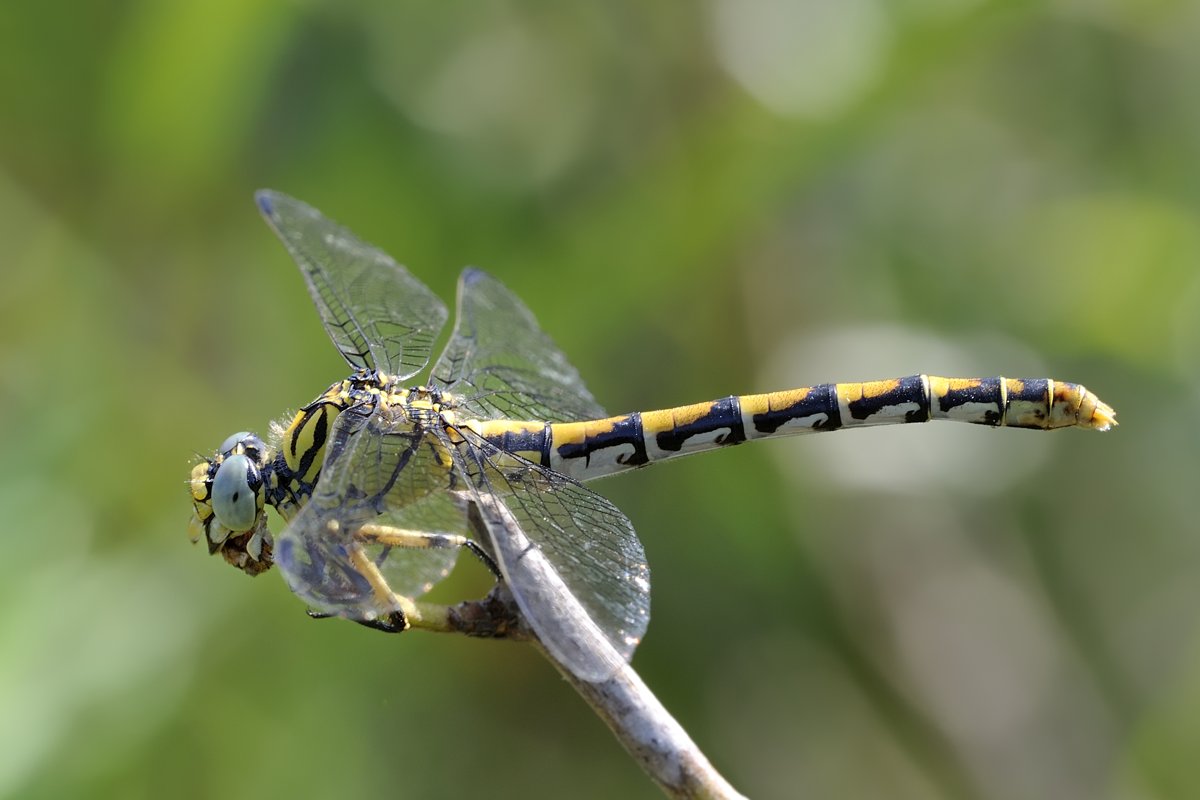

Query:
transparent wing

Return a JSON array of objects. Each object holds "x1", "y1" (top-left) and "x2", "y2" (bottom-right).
[
  {"x1": 430, "y1": 269, "x2": 607, "y2": 422},
  {"x1": 257, "y1": 190, "x2": 448, "y2": 379},
  {"x1": 445, "y1": 425, "x2": 650, "y2": 681},
  {"x1": 274, "y1": 401, "x2": 463, "y2": 620}
]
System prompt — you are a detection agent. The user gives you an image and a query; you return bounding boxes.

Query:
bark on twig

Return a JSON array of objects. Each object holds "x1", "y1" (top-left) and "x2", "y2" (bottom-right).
[
  {"x1": 538, "y1": 638, "x2": 747, "y2": 800},
  {"x1": 443, "y1": 496, "x2": 747, "y2": 800}
]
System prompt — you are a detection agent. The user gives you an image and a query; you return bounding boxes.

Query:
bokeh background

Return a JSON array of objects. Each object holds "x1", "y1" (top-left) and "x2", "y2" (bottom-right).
[{"x1": 3, "y1": 1, "x2": 1198, "y2": 798}]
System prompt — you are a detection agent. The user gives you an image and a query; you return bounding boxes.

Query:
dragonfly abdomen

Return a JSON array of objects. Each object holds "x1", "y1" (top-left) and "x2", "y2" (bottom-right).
[{"x1": 499, "y1": 375, "x2": 1116, "y2": 481}]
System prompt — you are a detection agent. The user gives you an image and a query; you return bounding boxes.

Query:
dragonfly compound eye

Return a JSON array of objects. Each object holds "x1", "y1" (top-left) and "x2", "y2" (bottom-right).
[
  {"x1": 219, "y1": 430, "x2": 253, "y2": 455},
  {"x1": 211, "y1": 453, "x2": 263, "y2": 532},
  {"x1": 219, "y1": 431, "x2": 267, "y2": 460}
]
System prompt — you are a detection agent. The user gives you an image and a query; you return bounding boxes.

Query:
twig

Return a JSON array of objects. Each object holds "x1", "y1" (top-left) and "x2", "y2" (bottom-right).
[
  {"x1": 429, "y1": 583, "x2": 744, "y2": 799},
  {"x1": 430, "y1": 496, "x2": 748, "y2": 800},
  {"x1": 537, "y1": 636, "x2": 747, "y2": 800}
]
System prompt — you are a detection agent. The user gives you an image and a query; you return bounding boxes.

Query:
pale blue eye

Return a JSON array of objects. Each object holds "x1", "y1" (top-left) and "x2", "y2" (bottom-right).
[
  {"x1": 212, "y1": 454, "x2": 260, "y2": 531},
  {"x1": 220, "y1": 431, "x2": 254, "y2": 455}
]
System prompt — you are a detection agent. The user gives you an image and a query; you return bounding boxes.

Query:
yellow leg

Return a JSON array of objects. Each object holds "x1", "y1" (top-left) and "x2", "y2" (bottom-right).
[
  {"x1": 344, "y1": 543, "x2": 473, "y2": 633},
  {"x1": 357, "y1": 523, "x2": 472, "y2": 551},
  {"x1": 345, "y1": 546, "x2": 418, "y2": 629},
  {"x1": 356, "y1": 522, "x2": 501, "y2": 578},
  {"x1": 342, "y1": 523, "x2": 501, "y2": 633}
]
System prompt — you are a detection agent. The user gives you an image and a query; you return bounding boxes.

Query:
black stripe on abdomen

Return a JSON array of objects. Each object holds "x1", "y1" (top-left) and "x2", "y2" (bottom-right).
[
  {"x1": 746, "y1": 383, "x2": 841, "y2": 436},
  {"x1": 645, "y1": 395, "x2": 747, "y2": 454}
]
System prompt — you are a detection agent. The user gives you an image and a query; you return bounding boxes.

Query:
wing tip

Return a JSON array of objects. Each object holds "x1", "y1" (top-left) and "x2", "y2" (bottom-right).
[
  {"x1": 255, "y1": 189, "x2": 280, "y2": 218},
  {"x1": 461, "y1": 266, "x2": 489, "y2": 285}
]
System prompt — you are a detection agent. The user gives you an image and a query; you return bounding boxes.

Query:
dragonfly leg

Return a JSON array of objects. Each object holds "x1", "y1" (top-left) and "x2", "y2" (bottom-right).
[
  {"x1": 353, "y1": 612, "x2": 408, "y2": 633},
  {"x1": 307, "y1": 607, "x2": 407, "y2": 633},
  {"x1": 308, "y1": 524, "x2": 506, "y2": 636},
  {"x1": 297, "y1": 551, "x2": 410, "y2": 633},
  {"x1": 355, "y1": 523, "x2": 502, "y2": 579},
  {"x1": 344, "y1": 544, "x2": 418, "y2": 633},
  {"x1": 346, "y1": 540, "x2": 513, "y2": 636}
]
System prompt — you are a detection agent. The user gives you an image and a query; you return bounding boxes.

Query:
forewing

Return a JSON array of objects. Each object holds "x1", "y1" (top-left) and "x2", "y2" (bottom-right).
[
  {"x1": 430, "y1": 269, "x2": 606, "y2": 422},
  {"x1": 257, "y1": 190, "x2": 448, "y2": 379},
  {"x1": 275, "y1": 402, "x2": 463, "y2": 620},
  {"x1": 445, "y1": 426, "x2": 650, "y2": 681}
]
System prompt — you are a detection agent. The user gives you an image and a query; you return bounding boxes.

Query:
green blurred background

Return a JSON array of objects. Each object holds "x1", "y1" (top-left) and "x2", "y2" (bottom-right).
[{"x1": 2, "y1": 1, "x2": 1197, "y2": 798}]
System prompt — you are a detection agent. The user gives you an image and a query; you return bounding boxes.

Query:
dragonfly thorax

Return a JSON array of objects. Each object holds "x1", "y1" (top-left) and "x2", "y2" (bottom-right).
[
  {"x1": 401, "y1": 384, "x2": 462, "y2": 424},
  {"x1": 188, "y1": 373, "x2": 471, "y2": 580}
]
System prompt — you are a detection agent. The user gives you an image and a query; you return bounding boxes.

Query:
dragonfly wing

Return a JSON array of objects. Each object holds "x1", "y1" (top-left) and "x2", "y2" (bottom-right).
[
  {"x1": 445, "y1": 426, "x2": 650, "y2": 682},
  {"x1": 275, "y1": 402, "x2": 462, "y2": 620},
  {"x1": 257, "y1": 190, "x2": 449, "y2": 380},
  {"x1": 430, "y1": 268, "x2": 607, "y2": 422}
]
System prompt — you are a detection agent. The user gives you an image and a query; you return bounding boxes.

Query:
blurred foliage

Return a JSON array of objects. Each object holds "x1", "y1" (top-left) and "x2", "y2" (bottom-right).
[{"x1": 1, "y1": 1, "x2": 1198, "y2": 798}]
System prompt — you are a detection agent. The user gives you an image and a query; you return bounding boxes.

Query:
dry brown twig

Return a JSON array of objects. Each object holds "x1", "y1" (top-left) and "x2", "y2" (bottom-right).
[{"x1": 429, "y1": 495, "x2": 747, "y2": 800}]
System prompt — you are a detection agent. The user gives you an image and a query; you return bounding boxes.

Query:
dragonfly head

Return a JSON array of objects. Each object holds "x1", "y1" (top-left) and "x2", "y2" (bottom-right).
[{"x1": 189, "y1": 431, "x2": 274, "y2": 576}]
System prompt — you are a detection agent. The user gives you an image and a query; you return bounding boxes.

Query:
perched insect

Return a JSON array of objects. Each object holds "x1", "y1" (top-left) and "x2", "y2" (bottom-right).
[{"x1": 189, "y1": 191, "x2": 1116, "y2": 681}]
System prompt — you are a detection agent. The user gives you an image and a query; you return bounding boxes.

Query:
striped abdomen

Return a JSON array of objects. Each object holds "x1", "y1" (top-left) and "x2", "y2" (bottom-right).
[{"x1": 469, "y1": 375, "x2": 1116, "y2": 482}]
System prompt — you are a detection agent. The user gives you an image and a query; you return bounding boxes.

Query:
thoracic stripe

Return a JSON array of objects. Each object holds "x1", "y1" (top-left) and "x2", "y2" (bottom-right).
[
  {"x1": 298, "y1": 403, "x2": 330, "y2": 478},
  {"x1": 285, "y1": 399, "x2": 341, "y2": 482}
]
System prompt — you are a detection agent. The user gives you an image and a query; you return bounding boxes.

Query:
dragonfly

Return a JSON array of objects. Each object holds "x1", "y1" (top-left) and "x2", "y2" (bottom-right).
[{"x1": 188, "y1": 191, "x2": 1116, "y2": 682}]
